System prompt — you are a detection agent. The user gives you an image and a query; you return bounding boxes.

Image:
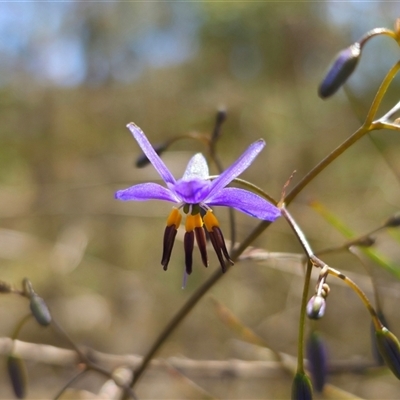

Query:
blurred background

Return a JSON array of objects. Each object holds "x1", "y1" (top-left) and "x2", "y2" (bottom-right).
[{"x1": 0, "y1": 2, "x2": 400, "y2": 398}]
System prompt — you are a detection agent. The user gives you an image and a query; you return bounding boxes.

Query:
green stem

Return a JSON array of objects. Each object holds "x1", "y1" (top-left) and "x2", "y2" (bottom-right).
[
  {"x1": 280, "y1": 206, "x2": 315, "y2": 373},
  {"x1": 359, "y1": 28, "x2": 399, "y2": 48},
  {"x1": 365, "y1": 61, "x2": 400, "y2": 126},
  {"x1": 373, "y1": 121, "x2": 400, "y2": 132},
  {"x1": 325, "y1": 266, "x2": 382, "y2": 330},
  {"x1": 297, "y1": 261, "x2": 313, "y2": 373},
  {"x1": 285, "y1": 60, "x2": 400, "y2": 205},
  {"x1": 231, "y1": 178, "x2": 278, "y2": 205},
  {"x1": 11, "y1": 314, "x2": 32, "y2": 341},
  {"x1": 281, "y1": 206, "x2": 314, "y2": 257},
  {"x1": 348, "y1": 247, "x2": 382, "y2": 313}
]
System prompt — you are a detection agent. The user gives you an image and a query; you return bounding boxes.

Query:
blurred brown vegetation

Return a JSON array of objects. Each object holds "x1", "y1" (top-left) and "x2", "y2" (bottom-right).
[{"x1": 0, "y1": 2, "x2": 400, "y2": 399}]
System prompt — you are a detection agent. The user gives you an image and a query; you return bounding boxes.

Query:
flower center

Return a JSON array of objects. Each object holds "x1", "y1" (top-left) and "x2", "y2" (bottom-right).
[
  {"x1": 172, "y1": 178, "x2": 212, "y2": 204},
  {"x1": 182, "y1": 203, "x2": 202, "y2": 216}
]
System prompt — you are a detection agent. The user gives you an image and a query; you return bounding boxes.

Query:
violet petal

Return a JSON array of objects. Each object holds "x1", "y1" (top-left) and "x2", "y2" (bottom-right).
[
  {"x1": 115, "y1": 182, "x2": 179, "y2": 203},
  {"x1": 207, "y1": 187, "x2": 280, "y2": 221},
  {"x1": 127, "y1": 123, "x2": 176, "y2": 185},
  {"x1": 172, "y1": 178, "x2": 212, "y2": 204},
  {"x1": 182, "y1": 153, "x2": 209, "y2": 180},
  {"x1": 208, "y1": 139, "x2": 265, "y2": 197}
]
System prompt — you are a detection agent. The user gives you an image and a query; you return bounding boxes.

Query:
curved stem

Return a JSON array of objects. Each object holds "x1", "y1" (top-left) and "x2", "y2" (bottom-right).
[
  {"x1": 365, "y1": 61, "x2": 400, "y2": 126},
  {"x1": 231, "y1": 177, "x2": 278, "y2": 205},
  {"x1": 297, "y1": 261, "x2": 313, "y2": 373},
  {"x1": 348, "y1": 247, "x2": 382, "y2": 312},
  {"x1": 280, "y1": 206, "x2": 315, "y2": 374},
  {"x1": 11, "y1": 315, "x2": 32, "y2": 341},
  {"x1": 281, "y1": 206, "x2": 313, "y2": 257},
  {"x1": 325, "y1": 266, "x2": 382, "y2": 330},
  {"x1": 359, "y1": 28, "x2": 399, "y2": 48}
]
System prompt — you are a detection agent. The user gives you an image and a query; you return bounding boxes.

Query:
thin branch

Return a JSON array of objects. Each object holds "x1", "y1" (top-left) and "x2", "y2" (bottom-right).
[{"x1": 0, "y1": 337, "x2": 378, "y2": 378}]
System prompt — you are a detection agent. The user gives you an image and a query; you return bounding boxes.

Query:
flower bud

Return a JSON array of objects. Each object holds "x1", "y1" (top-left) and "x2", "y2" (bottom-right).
[
  {"x1": 306, "y1": 295, "x2": 326, "y2": 320},
  {"x1": 375, "y1": 327, "x2": 400, "y2": 379},
  {"x1": 383, "y1": 213, "x2": 400, "y2": 228},
  {"x1": 0, "y1": 280, "x2": 12, "y2": 293},
  {"x1": 29, "y1": 294, "x2": 52, "y2": 327},
  {"x1": 320, "y1": 283, "x2": 330, "y2": 298},
  {"x1": 291, "y1": 372, "x2": 313, "y2": 400},
  {"x1": 318, "y1": 43, "x2": 361, "y2": 99},
  {"x1": 211, "y1": 108, "x2": 227, "y2": 141},
  {"x1": 371, "y1": 312, "x2": 389, "y2": 365},
  {"x1": 306, "y1": 331, "x2": 328, "y2": 392},
  {"x1": 7, "y1": 355, "x2": 27, "y2": 399}
]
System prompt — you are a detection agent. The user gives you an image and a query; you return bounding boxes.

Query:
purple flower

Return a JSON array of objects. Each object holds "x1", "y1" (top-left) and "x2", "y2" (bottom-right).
[{"x1": 116, "y1": 123, "x2": 281, "y2": 281}]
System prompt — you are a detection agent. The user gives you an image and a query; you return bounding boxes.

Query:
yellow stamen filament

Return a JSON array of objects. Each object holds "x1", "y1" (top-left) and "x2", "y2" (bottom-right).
[
  {"x1": 185, "y1": 213, "x2": 203, "y2": 232},
  {"x1": 166, "y1": 207, "x2": 182, "y2": 228},
  {"x1": 203, "y1": 210, "x2": 220, "y2": 232}
]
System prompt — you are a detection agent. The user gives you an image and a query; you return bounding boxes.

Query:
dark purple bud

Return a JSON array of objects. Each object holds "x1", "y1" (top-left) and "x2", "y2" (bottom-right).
[
  {"x1": 184, "y1": 231, "x2": 194, "y2": 275},
  {"x1": 136, "y1": 143, "x2": 168, "y2": 168},
  {"x1": 207, "y1": 229, "x2": 226, "y2": 272},
  {"x1": 212, "y1": 227, "x2": 233, "y2": 266},
  {"x1": 306, "y1": 331, "x2": 328, "y2": 392},
  {"x1": 318, "y1": 43, "x2": 361, "y2": 99},
  {"x1": 211, "y1": 108, "x2": 227, "y2": 141},
  {"x1": 161, "y1": 225, "x2": 178, "y2": 271},
  {"x1": 375, "y1": 326, "x2": 400, "y2": 379},
  {"x1": 384, "y1": 213, "x2": 400, "y2": 228},
  {"x1": 194, "y1": 227, "x2": 208, "y2": 268},
  {"x1": 29, "y1": 294, "x2": 52, "y2": 326},
  {"x1": 7, "y1": 355, "x2": 27, "y2": 399},
  {"x1": 206, "y1": 227, "x2": 233, "y2": 273},
  {"x1": 291, "y1": 372, "x2": 313, "y2": 400},
  {"x1": 306, "y1": 295, "x2": 326, "y2": 320}
]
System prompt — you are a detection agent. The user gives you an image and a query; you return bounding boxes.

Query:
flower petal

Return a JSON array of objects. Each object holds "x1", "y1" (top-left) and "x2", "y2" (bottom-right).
[
  {"x1": 208, "y1": 139, "x2": 265, "y2": 197},
  {"x1": 207, "y1": 187, "x2": 281, "y2": 221},
  {"x1": 127, "y1": 123, "x2": 176, "y2": 185},
  {"x1": 182, "y1": 153, "x2": 209, "y2": 180},
  {"x1": 171, "y1": 178, "x2": 212, "y2": 204},
  {"x1": 115, "y1": 183, "x2": 179, "y2": 203}
]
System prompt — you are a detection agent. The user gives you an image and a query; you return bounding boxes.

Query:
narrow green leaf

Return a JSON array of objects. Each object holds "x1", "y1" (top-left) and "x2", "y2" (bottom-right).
[
  {"x1": 210, "y1": 297, "x2": 267, "y2": 347},
  {"x1": 310, "y1": 201, "x2": 400, "y2": 279}
]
